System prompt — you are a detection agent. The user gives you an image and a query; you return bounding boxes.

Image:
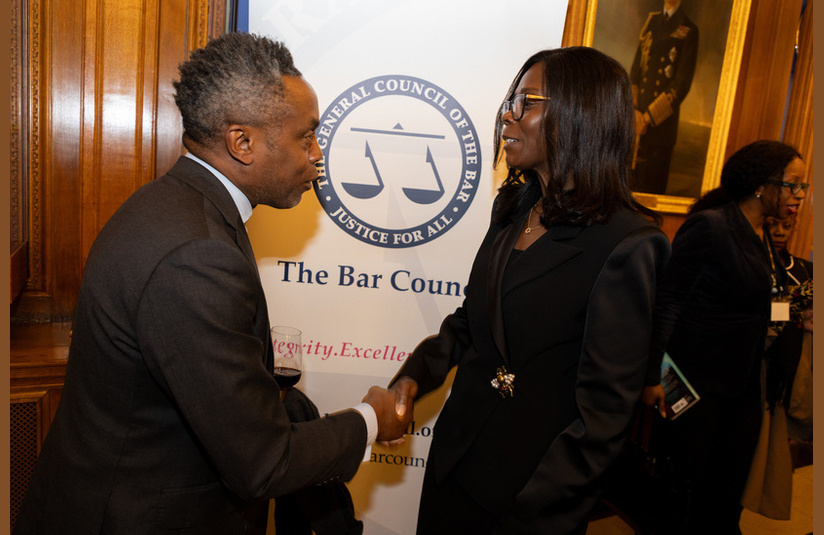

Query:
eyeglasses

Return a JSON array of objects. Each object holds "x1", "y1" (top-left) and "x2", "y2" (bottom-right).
[
  {"x1": 765, "y1": 179, "x2": 810, "y2": 195},
  {"x1": 500, "y1": 93, "x2": 551, "y2": 121}
]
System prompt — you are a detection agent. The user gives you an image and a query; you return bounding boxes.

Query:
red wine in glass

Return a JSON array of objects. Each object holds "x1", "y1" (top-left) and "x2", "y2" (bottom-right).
[
  {"x1": 273, "y1": 367, "x2": 302, "y2": 388},
  {"x1": 271, "y1": 326, "x2": 303, "y2": 391}
]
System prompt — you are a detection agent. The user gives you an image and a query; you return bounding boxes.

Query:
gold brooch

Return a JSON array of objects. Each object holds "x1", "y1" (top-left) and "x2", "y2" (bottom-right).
[{"x1": 490, "y1": 366, "x2": 515, "y2": 398}]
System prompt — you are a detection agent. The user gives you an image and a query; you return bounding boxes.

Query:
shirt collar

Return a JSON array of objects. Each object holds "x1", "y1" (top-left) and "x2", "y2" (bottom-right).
[{"x1": 184, "y1": 152, "x2": 254, "y2": 224}]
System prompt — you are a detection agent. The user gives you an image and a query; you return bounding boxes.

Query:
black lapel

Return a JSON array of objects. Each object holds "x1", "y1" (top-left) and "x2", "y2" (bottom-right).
[
  {"x1": 486, "y1": 219, "x2": 523, "y2": 365},
  {"x1": 726, "y1": 203, "x2": 776, "y2": 290}
]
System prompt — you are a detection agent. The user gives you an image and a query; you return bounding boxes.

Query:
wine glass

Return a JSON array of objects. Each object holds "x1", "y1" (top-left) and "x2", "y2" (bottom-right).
[{"x1": 270, "y1": 326, "x2": 303, "y2": 391}]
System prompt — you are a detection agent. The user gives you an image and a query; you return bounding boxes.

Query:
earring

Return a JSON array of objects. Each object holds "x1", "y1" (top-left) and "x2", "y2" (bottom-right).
[{"x1": 755, "y1": 191, "x2": 762, "y2": 199}]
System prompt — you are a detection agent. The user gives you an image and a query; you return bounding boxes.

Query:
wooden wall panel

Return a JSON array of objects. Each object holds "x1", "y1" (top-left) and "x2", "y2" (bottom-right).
[
  {"x1": 725, "y1": 0, "x2": 813, "y2": 261},
  {"x1": 25, "y1": 0, "x2": 44, "y2": 295},
  {"x1": 11, "y1": 0, "x2": 27, "y2": 255},
  {"x1": 45, "y1": 0, "x2": 85, "y2": 320},
  {"x1": 82, "y1": 0, "x2": 160, "y2": 256},
  {"x1": 725, "y1": 0, "x2": 803, "y2": 156},
  {"x1": 154, "y1": 0, "x2": 206, "y2": 180},
  {"x1": 11, "y1": 0, "x2": 52, "y2": 320},
  {"x1": 783, "y1": 0, "x2": 813, "y2": 261},
  {"x1": 11, "y1": 0, "x2": 30, "y2": 303},
  {"x1": 12, "y1": 0, "x2": 224, "y2": 323}
]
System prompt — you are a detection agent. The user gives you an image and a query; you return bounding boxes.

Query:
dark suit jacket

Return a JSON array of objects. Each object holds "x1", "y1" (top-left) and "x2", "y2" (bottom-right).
[
  {"x1": 14, "y1": 157, "x2": 366, "y2": 535},
  {"x1": 397, "y1": 202, "x2": 671, "y2": 533},
  {"x1": 645, "y1": 202, "x2": 777, "y2": 397}
]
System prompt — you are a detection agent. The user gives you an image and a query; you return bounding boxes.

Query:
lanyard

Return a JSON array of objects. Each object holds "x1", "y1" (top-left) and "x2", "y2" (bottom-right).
[
  {"x1": 762, "y1": 232, "x2": 784, "y2": 296},
  {"x1": 784, "y1": 255, "x2": 811, "y2": 286}
]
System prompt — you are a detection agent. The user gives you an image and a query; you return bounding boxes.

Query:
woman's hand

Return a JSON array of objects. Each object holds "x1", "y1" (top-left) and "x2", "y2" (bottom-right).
[
  {"x1": 376, "y1": 376, "x2": 419, "y2": 447},
  {"x1": 641, "y1": 384, "x2": 667, "y2": 418}
]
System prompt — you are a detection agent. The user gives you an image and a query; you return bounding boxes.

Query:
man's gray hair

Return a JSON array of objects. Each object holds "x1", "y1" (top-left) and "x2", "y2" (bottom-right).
[{"x1": 173, "y1": 32, "x2": 302, "y2": 147}]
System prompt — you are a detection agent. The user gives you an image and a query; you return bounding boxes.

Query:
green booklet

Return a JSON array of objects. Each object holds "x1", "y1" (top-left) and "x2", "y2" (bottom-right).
[{"x1": 661, "y1": 353, "x2": 700, "y2": 419}]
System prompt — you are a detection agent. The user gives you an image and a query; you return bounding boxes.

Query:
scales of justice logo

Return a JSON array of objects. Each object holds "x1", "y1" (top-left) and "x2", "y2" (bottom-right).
[{"x1": 314, "y1": 75, "x2": 481, "y2": 248}]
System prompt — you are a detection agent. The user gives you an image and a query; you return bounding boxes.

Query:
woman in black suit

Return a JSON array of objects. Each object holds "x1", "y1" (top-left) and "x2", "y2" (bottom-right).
[
  {"x1": 388, "y1": 47, "x2": 671, "y2": 534},
  {"x1": 642, "y1": 140, "x2": 808, "y2": 533}
]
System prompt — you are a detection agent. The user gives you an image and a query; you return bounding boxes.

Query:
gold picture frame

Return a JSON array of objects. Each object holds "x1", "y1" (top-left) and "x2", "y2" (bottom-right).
[{"x1": 574, "y1": 0, "x2": 752, "y2": 214}]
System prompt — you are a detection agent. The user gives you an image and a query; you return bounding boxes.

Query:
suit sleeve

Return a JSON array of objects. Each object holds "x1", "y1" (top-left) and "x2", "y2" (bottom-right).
[
  {"x1": 644, "y1": 212, "x2": 713, "y2": 385},
  {"x1": 136, "y1": 238, "x2": 366, "y2": 501},
  {"x1": 393, "y1": 205, "x2": 501, "y2": 395},
  {"x1": 391, "y1": 303, "x2": 472, "y2": 396},
  {"x1": 495, "y1": 227, "x2": 671, "y2": 534}
]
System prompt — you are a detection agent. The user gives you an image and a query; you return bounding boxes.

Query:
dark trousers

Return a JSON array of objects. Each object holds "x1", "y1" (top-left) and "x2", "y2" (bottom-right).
[
  {"x1": 416, "y1": 453, "x2": 588, "y2": 535},
  {"x1": 416, "y1": 455, "x2": 500, "y2": 535},
  {"x1": 663, "y1": 383, "x2": 762, "y2": 534}
]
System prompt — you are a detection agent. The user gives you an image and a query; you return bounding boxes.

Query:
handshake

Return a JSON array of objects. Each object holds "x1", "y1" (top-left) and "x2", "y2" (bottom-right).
[{"x1": 361, "y1": 376, "x2": 419, "y2": 444}]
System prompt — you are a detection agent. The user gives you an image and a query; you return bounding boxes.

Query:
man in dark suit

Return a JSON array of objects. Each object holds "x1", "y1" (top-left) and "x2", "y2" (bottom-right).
[
  {"x1": 630, "y1": 0, "x2": 699, "y2": 194},
  {"x1": 14, "y1": 33, "x2": 411, "y2": 535}
]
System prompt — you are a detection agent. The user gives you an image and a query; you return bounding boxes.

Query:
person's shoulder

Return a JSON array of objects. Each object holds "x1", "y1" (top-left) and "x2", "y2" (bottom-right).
[
  {"x1": 95, "y1": 162, "x2": 219, "y2": 253},
  {"x1": 112, "y1": 171, "x2": 202, "y2": 224},
  {"x1": 794, "y1": 256, "x2": 813, "y2": 273},
  {"x1": 594, "y1": 207, "x2": 667, "y2": 248},
  {"x1": 610, "y1": 206, "x2": 661, "y2": 232},
  {"x1": 692, "y1": 203, "x2": 730, "y2": 223},
  {"x1": 673, "y1": 205, "x2": 723, "y2": 242}
]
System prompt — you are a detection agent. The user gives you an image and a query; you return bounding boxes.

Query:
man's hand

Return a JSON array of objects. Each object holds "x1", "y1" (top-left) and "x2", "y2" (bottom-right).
[
  {"x1": 641, "y1": 383, "x2": 667, "y2": 419},
  {"x1": 362, "y1": 385, "x2": 414, "y2": 443}
]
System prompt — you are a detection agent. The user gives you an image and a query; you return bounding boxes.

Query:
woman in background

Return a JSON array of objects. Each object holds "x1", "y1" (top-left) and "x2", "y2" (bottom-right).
[
  {"x1": 388, "y1": 47, "x2": 671, "y2": 534},
  {"x1": 765, "y1": 212, "x2": 813, "y2": 448},
  {"x1": 767, "y1": 212, "x2": 813, "y2": 454},
  {"x1": 642, "y1": 140, "x2": 807, "y2": 533},
  {"x1": 739, "y1": 211, "x2": 814, "y2": 520},
  {"x1": 767, "y1": 214, "x2": 812, "y2": 286}
]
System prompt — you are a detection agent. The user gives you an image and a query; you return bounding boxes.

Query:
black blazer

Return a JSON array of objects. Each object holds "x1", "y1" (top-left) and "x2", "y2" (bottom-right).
[
  {"x1": 398, "y1": 202, "x2": 671, "y2": 533},
  {"x1": 14, "y1": 157, "x2": 367, "y2": 535},
  {"x1": 646, "y1": 202, "x2": 777, "y2": 397}
]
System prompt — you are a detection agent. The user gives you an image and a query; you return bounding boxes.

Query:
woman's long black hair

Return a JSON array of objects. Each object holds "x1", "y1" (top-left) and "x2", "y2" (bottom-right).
[{"x1": 492, "y1": 46, "x2": 658, "y2": 226}]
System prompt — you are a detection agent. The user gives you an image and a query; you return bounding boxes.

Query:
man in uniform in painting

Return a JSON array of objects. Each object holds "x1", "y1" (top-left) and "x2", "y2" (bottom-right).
[{"x1": 630, "y1": 0, "x2": 698, "y2": 194}]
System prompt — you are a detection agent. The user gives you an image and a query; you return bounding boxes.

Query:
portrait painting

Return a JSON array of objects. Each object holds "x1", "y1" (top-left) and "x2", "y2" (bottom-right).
[{"x1": 583, "y1": 0, "x2": 751, "y2": 213}]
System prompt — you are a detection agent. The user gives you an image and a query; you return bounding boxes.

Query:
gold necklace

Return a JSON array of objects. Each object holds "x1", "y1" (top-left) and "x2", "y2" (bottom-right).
[{"x1": 523, "y1": 201, "x2": 543, "y2": 234}]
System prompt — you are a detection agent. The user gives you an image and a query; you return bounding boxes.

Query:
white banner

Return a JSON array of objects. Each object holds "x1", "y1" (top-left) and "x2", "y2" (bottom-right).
[{"x1": 248, "y1": 2, "x2": 568, "y2": 532}]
